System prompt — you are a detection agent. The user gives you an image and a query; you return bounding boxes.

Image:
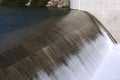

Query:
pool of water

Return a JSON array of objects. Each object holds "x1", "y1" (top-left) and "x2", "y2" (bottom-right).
[{"x1": 0, "y1": 6, "x2": 69, "y2": 35}]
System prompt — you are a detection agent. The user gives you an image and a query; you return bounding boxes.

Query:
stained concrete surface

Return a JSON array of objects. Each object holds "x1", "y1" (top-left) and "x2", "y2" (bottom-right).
[{"x1": 89, "y1": 11, "x2": 120, "y2": 43}]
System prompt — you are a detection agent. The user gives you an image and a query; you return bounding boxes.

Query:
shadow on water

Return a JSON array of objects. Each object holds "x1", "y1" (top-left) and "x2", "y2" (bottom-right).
[{"x1": 0, "y1": 10, "x2": 116, "y2": 80}]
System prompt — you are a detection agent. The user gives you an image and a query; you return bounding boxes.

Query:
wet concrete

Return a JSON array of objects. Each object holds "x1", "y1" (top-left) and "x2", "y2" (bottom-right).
[{"x1": 0, "y1": 10, "x2": 115, "y2": 80}]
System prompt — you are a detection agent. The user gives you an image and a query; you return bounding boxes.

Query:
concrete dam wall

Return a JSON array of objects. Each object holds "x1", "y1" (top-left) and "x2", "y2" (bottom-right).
[
  {"x1": 0, "y1": 11, "x2": 115, "y2": 80},
  {"x1": 70, "y1": 0, "x2": 120, "y2": 10}
]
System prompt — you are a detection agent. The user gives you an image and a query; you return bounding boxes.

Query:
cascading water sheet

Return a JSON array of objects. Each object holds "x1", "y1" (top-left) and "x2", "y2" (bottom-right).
[{"x1": 0, "y1": 10, "x2": 115, "y2": 80}]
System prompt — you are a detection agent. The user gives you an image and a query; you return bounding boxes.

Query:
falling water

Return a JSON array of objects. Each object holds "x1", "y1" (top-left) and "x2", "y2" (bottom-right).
[{"x1": 0, "y1": 10, "x2": 116, "y2": 80}]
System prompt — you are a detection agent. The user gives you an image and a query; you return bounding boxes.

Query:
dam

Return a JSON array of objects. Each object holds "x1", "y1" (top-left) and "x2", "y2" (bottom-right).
[
  {"x1": 0, "y1": 0, "x2": 120, "y2": 79},
  {"x1": 0, "y1": 9, "x2": 116, "y2": 80}
]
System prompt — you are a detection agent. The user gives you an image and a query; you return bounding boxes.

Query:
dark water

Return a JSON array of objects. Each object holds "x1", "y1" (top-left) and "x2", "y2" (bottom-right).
[{"x1": 0, "y1": 6, "x2": 69, "y2": 35}]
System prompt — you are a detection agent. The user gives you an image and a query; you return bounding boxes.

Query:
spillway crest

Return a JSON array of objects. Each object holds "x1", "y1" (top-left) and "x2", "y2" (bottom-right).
[{"x1": 0, "y1": 11, "x2": 116, "y2": 80}]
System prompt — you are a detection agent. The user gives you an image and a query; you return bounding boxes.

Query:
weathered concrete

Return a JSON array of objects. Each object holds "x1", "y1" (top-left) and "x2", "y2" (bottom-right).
[
  {"x1": 70, "y1": 0, "x2": 120, "y2": 10},
  {"x1": 70, "y1": 0, "x2": 120, "y2": 42},
  {"x1": 89, "y1": 11, "x2": 120, "y2": 43}
]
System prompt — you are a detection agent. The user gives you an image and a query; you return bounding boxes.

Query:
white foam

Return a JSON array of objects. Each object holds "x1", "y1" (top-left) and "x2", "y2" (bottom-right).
[{"x1": 91, "y1": 44, "x2": 120, "y2": 80}]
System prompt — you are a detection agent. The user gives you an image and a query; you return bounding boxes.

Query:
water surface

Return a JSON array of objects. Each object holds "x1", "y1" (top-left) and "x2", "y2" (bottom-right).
[{"x1": 0, "y1": 6, "x2": 69, "y2": 35}]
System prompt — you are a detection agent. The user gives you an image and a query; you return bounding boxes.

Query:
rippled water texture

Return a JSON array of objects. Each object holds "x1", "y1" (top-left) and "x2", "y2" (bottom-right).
[{"x1": 0, "y1": 10, "x2": 116, "y2": 80}]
